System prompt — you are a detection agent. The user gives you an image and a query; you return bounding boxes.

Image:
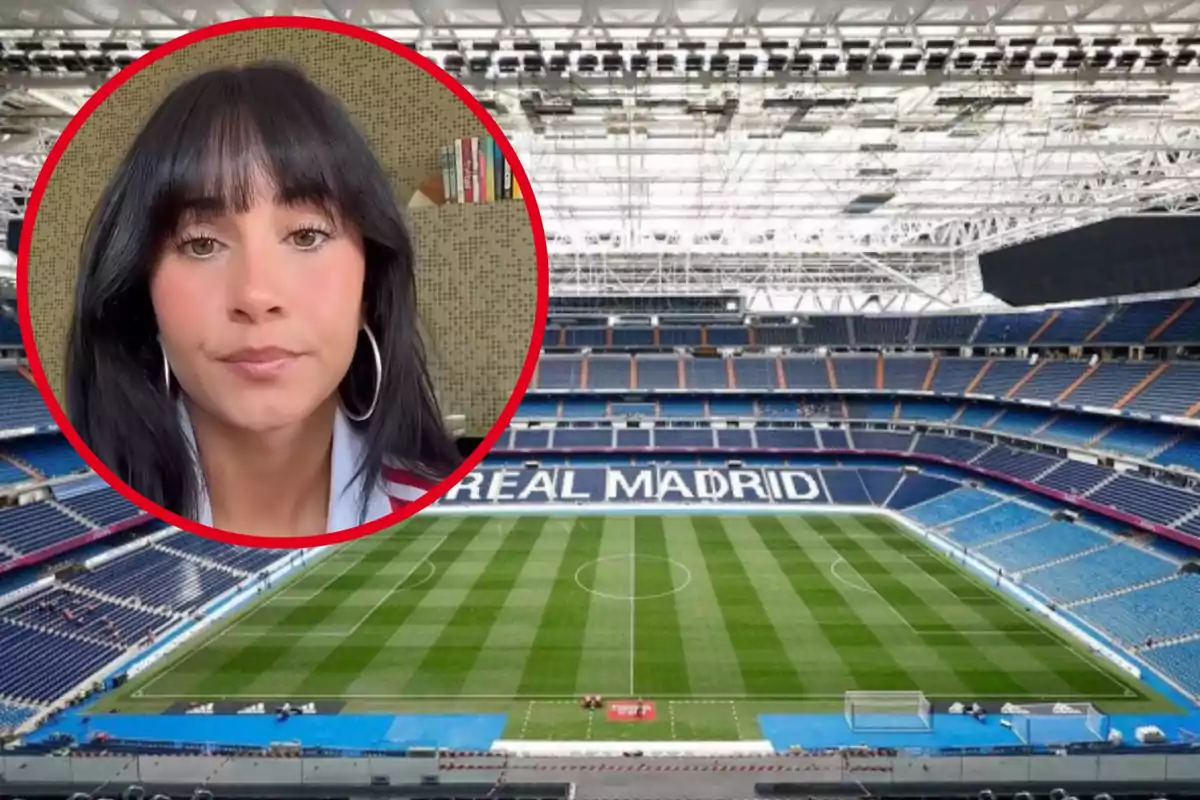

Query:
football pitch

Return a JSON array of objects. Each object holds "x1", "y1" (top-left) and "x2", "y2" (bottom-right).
[{"x1": 103, "y1": 513, "x2": 1173, "y2": 741}]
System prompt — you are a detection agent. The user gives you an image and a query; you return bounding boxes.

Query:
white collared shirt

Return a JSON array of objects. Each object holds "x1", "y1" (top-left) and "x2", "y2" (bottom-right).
[{"x1": 177, "y1": 401, "x2": 394, "y2": 533}]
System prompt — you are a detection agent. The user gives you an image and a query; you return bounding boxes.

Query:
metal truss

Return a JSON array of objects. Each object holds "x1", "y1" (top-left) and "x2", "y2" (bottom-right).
[{"x1": 3, "y1": 0, "x2": 1200, "y2": 307}]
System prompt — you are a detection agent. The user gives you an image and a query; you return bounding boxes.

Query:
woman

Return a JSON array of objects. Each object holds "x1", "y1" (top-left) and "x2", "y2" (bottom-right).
[{"x1": 65, "y1": 61, "x2": 462, "y2": 537}]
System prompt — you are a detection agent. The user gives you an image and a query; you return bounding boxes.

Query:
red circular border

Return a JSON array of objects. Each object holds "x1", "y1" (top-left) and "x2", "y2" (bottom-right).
[{"x1": 16, "y1": 16, "x2": 549, "y2": 550}]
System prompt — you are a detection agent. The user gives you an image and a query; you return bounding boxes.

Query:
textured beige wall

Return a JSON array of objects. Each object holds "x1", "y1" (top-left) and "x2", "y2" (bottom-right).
[{"x1": 25, "y1": 26, "x2": 540, "y2": 435}]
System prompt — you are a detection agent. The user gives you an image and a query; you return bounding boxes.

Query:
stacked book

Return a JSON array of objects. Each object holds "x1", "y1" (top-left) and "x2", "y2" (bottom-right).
[{"x1": 441, "y1": 135, "x2": 522, "y2": 204}]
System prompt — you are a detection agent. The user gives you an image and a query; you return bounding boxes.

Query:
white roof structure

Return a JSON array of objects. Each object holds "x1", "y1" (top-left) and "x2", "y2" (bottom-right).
[{"x1": 1, "y1": 0, "x2": 1199, "y2": 310}]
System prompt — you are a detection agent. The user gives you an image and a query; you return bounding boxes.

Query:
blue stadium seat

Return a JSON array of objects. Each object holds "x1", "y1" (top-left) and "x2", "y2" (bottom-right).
[
  {"x1": 974, "y1": 313, "x2": 1047, "y2": 346},
  {"x1": 1077, "y1": 574, "x2": 1199, "y2": 644},
  {"x1": 1023, "y1": 545, "x2": 1178, "y2": 604},
  {"x1": 912, "y1": 434, "x2": 988, "y2": 462},
  {"x1": 1064, "y1": 361, "x2": 1154, "y2": 408},
  {"x1": 906, "y1": 487, "x2": 997, "y2": 525},
  {"x1": 0, "y1": 372, "x2": 55, "y2": 432},
  {"x1": 1089, "y1": 475, "x2": 1199, "y2": 526},
  {"x1": 1038, "y1": 416, "x2": 1109, "y2": 447},
  {"x1": 1125, "y1": 363, "x2": 1200, "y2": 418},
  {"x1": 564, "y1": 327, "x2": 606, "y2": 347},
  {"x1": 756, "y1": 429, "x2": 819, "y2": 449},
  {"x1": 859, "y1": 469, "x2": 902, "y2": 504},
  {"x1": 708, "y1": 398, "x2": 755, "y2": 416},
  {"x1": 659, "y1": 326, "x2": 703, "y2": 346},
  {"x1": 588, "y1": 356, "x2": 632, "y2": 390},
  {"x1": 615, "y1": 429, "x2": 651, "y2": 447},
  {"x1": 883, "y1": 357, "x2": 931, "y2": 391},
  {"x1": 1038, "y1": 460, "x2": 1113, "y2": 496},
  {"x1": 986, "y1": 408, "x2": 1053, "y2": 435},
  {"x1": 1145, "y1": 641, "x2": 1200, "y2": 697},
  {"x1": 852, "y1": 430, "x2": 913, "y2": 452},
  {"x1": 898, "y1": 400, "x2": 958, "y2": 422},
  {"x1": 976, "y1": 521, "x2": 1108, "y2": 572},
  {"x1": 821, "y1": 469, "x2": 870, "y2": 503},
  {"x1": 0, "y1": 502, "x2": 90, "y2": 555},
  {"x1": 684, "y1": 358, "x2": 729, "y2": 390},
  {"x1": 1036, "y1": 306, "x2": 1111, "y2": 345},
  {"x1": 1091, "y1": 300, "x2": 1177, "y2": 345},
  {"x1": 832, "y1": 356, "x2": 877, "y2": 390},
  {"x1": 612, "y1": 327, "x2": 654, "y2": 347},
  {"x1": 941, "y1": 502, "x2": 1048, "y2": 546},
  {"x1": 659, "y1": 398, "x2": 706, "y2": 418},
  {"x1": 159, "y1": 532, "x2": 288, "y2": 573},
  {"x1": 886, "y1": 473, "x2": 959, "y2": 509},
  {"x1": 931, "y1": 359, "x2": 987, "y2": 394},
  {"x1": 1014, "y1": 361, "x2": 1088, "y2": 401},
  {"x1": 560, "y1": 399, "x2": 607, "y2": 418},
  {"x1": 973, "y1": 446, "x2": 1060, "y2": 481},
  {"x1": 1154, "y1": 437, "x2": 1200, "y2": 473},
  {"x1": 555, "y1": 429, "x2": 615, "y2": 448},
  {"x1": 705, "y1": 326, "x2": 749, "y2": 346},
  {"x1": 1094, "y1": 424, "x2": 1178, "y2": 458},
  {"x1": 913, "y1": 315, "x2": 980, "y2": 345},
  {"x1": 515, "y1": 398, "x2": 559, "y2": 419},
  {"x1": 972, "y1": 360, "x2": 1032, "y2": 396},
  {"x1": 655, "y1": 428, "x2": 717, "y2": 448},
  {"x1": 781, "y1": 357, "x2": 830, "y2": 389},
  {"x1": 802, "y1": 316, "x2": 851, "y2": 345},
  {"x1": 635, "y1": 357, "x2": 681, "y2": 390},
  {"x1": 754, "y1": 325, "x2": 800, "y2": 346},
  {"x1": 854, "y1": 317, "x2": 911, "y2": 346},
  {"x1": 537, "y1": 357, "x2": 584, "y2": 389},
  {"x1": 1155, "y1": 302, "x2": 1200, "y2": 344},
  {"x1": 733, "y1": 357, "x2": 778, "y2": 390}
]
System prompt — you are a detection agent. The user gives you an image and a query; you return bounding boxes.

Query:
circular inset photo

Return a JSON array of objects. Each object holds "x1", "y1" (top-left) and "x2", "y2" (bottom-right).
[{"x1": 17, "y1": 18, "x2": 547, "y2": 547}]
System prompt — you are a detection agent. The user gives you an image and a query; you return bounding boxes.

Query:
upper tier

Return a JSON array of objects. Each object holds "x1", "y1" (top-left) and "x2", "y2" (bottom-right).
[
  {"x1": 531, "y1": 354, "x2": 1200, "y2": 423},
  {"x1": 544, "y1": 296, "x2": 1200, "y2": 350}
]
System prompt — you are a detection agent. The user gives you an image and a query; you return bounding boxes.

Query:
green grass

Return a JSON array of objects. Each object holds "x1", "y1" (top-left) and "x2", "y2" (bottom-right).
[{"x1": 97, "y1": 513, "x2": 1179, "y2": 741}]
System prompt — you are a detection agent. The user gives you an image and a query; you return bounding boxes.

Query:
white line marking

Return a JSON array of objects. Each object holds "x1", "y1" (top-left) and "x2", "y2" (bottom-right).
[
  {"x1": 343, "y1": 534, "x2": 449, "y2": 638},
  {"x1": 138, "y1": 691, "x2": 1133, "y2": 701},
  {"x1": 829, "y1": 556, "x2": 873, "y2": 593},
  {"x1": 519, "y1": 700, "x2": 535, "y2": 738},
  {"x1": 629, "y1": 525, "x2": 636, "y2": 696},
  {"x1": 271, "y1": 549, "x2": 367, "y2": 603}
]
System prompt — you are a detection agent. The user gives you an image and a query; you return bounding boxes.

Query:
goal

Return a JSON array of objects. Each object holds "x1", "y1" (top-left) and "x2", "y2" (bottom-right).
[
  {"x1": 845, "y1": 690, "x2": 933, "y2": 732},
  {"x1": 1003, "y1": 702, "x2": 1107, "y2": 745}
]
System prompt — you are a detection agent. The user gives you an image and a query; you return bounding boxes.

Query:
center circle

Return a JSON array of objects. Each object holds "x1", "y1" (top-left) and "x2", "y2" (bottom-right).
[{"x1": 573, "y1": 554, "x2": 693, "y2": 601}]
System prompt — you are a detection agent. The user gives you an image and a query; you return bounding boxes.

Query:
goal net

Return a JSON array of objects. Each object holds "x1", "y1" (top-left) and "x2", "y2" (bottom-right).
[
  {"x1": 845, "y1": 691, "x2": 933, "y2": 732},
  {"x1": 1002, "y1": 702, "x2": 1107, "y2": 745}
]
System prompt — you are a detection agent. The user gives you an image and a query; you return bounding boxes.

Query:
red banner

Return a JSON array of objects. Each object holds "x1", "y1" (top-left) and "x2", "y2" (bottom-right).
[{"x1": 607, "y1": 700, "x2": 656, "y2": 722}]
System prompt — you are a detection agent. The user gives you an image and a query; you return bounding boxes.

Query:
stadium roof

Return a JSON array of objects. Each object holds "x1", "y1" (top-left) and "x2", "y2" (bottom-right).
[{"x1": 2, "y1": 0, "x2": 1200, "y2": 309}]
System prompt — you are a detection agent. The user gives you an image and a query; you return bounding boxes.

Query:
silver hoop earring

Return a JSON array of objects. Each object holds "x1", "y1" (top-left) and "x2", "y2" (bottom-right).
[
  {"x1": 161, "y1": 342, "x2": 172, "y2": 394},
  {"x1": 343, "y1": 323, "x2": 382, "y2": 422}
]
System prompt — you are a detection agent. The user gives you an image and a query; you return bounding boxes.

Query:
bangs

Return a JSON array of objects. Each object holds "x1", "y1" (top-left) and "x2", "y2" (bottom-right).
[{"x1": 140, "y1": 64, "x2": 357, "y2": 241}]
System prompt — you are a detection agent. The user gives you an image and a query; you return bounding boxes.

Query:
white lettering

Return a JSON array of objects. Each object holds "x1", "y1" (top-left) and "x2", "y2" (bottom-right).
[
  {"x1": 447, "y1": 471, "x2": 482, "y2": 502},
  {"x1": 657, "y1": 469, "x2": 694, "y2": 500},
  {"x1": 729, "y1": 469, "x2": 768, "y2": 501},
  {"x1": 560, "y1": 469, "x2": 590, "y2": 500},
  {"x1": 518, "y1": 469, "x2": 557, "y2": 502},
  {"x1": 487, "y1": 469, "x2": 521, "y2": 501},
  {"x1": 607, "y1": 468, "x2": 653, "y2": 501},
  {"x1": 695, "y1": 469, "x2": 730, "y2": 500},
  {"x1": 780, "y1": 470, "x2": 820, "y2": 501}
]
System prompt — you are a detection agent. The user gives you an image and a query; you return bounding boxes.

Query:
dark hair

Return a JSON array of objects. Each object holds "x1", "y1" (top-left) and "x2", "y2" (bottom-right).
[{"x1": 65, "y1": 61, "x2": 462, "y2": 523}]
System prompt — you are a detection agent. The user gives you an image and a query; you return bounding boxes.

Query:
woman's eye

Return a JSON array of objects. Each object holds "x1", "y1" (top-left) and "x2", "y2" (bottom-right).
[
  {"x1": 183, "y1": 238, "x2": 218, "y2": 258},
  {"x1": 290, "y1": 229, "x2": 327, "y2": 249}
]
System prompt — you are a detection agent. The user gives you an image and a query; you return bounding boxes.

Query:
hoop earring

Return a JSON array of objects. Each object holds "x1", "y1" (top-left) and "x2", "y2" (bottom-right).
[
  {"x1": 161, "y1": 341, "x2": 172, "y2": 395},
  {"x1": 342, "y1": 323, "x2": 382, "y2": 422}
]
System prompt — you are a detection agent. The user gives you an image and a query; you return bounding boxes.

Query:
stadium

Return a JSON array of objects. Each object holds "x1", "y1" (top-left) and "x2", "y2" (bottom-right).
[{"x1": 3, "y1": 1, "x2": 1200, "y2": 799}]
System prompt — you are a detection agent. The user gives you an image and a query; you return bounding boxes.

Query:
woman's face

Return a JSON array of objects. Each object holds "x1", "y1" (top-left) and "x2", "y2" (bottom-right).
[{"x1": 150, "y1": 174, "x2": 367, "y2": 434}]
